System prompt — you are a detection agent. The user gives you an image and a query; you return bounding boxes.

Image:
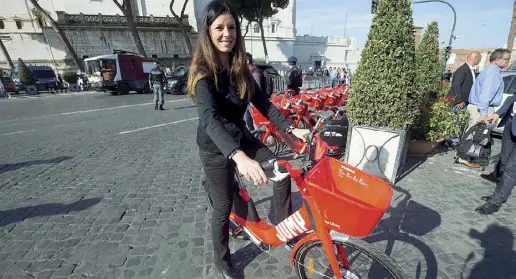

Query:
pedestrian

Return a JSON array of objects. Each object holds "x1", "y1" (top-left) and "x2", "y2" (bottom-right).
[
  {"x1": 186, "y1": 1, "x2": 309, "y2": 278},
  {"x1": 148, "y1": 61, "x2": 167, "y2": 110},
  {"x1": 447, "y1": 51, "x2": 481, "y2": 110},
  {"x1": 458, "y1": 48, "x2": 511, "y2": 168},
  {"x1": 475, "y1": 93, "x2": 516, "y2": 214},
  {"x1": 286, "y1": 56, "x2": 302, "y2": 96}
]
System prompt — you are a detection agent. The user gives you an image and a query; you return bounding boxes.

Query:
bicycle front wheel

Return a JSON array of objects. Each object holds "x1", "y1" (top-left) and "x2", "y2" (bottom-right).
[{"x1": 294, "y1": 237, "x2": 407, "y2": 279}]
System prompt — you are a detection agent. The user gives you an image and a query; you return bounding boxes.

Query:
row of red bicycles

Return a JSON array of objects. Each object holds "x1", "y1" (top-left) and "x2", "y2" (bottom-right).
[
  {"x1": 205, "y1": 85, "x2": 408, "y2": 278},
  {"x1": 251, "y1": 85, "x2": 350, "y2": 162}
]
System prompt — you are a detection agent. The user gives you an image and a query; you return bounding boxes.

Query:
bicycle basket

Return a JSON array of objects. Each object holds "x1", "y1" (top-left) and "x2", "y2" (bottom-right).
[
  {"x1": 304, "y1": 157, "x2": 392, "y2": 237},
  {"x1": 250, "y1": 106, "x2": 270, "y2": 126}
]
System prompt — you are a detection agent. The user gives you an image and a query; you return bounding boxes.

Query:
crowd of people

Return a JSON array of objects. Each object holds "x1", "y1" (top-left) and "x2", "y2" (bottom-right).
[{"x1": 446, "y1": 48, "x2": 514, "y2": 215}]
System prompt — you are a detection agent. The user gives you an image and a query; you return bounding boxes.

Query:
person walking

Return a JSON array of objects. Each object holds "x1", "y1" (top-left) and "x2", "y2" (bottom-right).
[
  {"x1": 286, "y1": 56, "x2": 302, "y2": 96},
  {"x1": 149, "y1": 61, "x2": 167, "y2": 110},
  {"x1": 458, "y1": 48, "x2": 511, "y2": 168},
  {"x1": 186, "y1": 1, "x2": 309, "y2": 278},
  {"x1": 447, "y1": 51, "x2": 481, "y2": 110},
  {"x1": 476, "y1": 92, "x2": 516, "y2": 214}
]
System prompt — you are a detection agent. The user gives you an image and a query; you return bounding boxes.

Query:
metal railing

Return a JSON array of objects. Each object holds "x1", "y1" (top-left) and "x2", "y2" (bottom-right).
[{"x1": 270, "y1": 76, "x2": 334, "y2": 94}]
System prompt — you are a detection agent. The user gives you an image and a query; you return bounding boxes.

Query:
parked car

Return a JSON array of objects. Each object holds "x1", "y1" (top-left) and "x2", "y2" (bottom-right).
[
  {"x1": 165, "y1": 66, "x2": 188, "y2": 95},
  {"x1": 1, "y1": 76, "x2": 19, "y2": 93},
  {"x1": 492, "y1": 71, "x2": 516, "y2": 135}
]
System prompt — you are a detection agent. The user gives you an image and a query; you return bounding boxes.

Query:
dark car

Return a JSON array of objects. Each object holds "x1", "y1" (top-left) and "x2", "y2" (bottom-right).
[{"x1": 165, "y1": 66, "x2": 189, "y2": 95}]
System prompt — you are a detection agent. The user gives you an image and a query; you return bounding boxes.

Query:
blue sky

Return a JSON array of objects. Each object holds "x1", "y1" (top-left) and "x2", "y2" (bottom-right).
[{"x1": 296, "y1": 0, "x2": 513, "y2": 50}]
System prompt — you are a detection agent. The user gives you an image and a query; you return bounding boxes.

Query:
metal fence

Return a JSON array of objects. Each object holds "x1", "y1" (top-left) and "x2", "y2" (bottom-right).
[{"x1": 270, "y1": 76, "x2": 333, "y2": 94}]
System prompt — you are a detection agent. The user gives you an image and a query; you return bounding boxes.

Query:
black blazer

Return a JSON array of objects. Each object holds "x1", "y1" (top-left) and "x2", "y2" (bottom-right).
[
  {"x1": 448, "y1": 63, "x2": 474, "y2": 105},
  {"x1": 496, "y1": 93, "x2": 516, "y2": 136},
  {"x1": 195, "y1": 69, "x2": 292, "y2": 158}
]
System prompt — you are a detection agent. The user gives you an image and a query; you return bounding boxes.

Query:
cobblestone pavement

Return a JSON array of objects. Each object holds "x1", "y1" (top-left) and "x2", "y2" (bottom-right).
[{"x1": 0, "y1": 93, "x2": 515, "y2": 279}]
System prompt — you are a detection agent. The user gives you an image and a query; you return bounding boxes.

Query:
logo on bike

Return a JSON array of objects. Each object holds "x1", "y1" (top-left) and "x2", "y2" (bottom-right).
[{"x1": 275, "y1": 211, "x2": 308, "y2": 242}]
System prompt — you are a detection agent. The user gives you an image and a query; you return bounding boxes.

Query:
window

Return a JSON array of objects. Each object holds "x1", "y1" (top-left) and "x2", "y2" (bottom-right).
[
  {"x1": 15, "y1": 20, "x2": 22, "y2": 29},
  {"x1": 503, "y1": 75, "x2": 513, "y2": 92},
  {"x1": 0, "y1": 20, "x2": 4, "y2": 29},
  {"x1": 253, "y1": 24, "x2": 260, "y2": 33},
  {"x1": 271, "y1": 23, "x2": 276, "y2": 33},
  {"x1": 504, "y1": 75, "x2": 516, "y2": 94}
]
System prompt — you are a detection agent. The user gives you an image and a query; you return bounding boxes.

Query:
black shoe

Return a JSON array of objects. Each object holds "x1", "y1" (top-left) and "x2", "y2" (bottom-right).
[
  {"x1": 215, "y1": 265, "x2": 237, "y2": 279},
  {"x1": 475, "y1": 202, "x2": 501, "y2": 215},
  {"x1": 480, "y1": 173, "x2": 498, "y2": 183},
  {"x1": 154, "y1": 104, "x2": 158, "y2": 110},
  {"x1": 159, "y1": 105, "x2": 164, "y2": 110}
]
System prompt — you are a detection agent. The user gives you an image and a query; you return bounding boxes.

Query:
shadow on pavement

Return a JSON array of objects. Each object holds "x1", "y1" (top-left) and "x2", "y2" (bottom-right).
[
  {"x1": 461, "y1": 224, "x2": 516, "y2": 279},
  {"x1": 365, "y1": 185, "x2": 441, "y2": 279},
  {"x1": 0, "y1": 156, "x2": 73, "y2": 175},
  {"x1": 0, "y1": 197, "x2": 102, "y2": 227}
]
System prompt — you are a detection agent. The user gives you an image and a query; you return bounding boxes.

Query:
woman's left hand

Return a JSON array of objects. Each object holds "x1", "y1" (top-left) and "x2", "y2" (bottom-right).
[{"x1": 291, "y1": 128, "x2": 310, "y2": 142}]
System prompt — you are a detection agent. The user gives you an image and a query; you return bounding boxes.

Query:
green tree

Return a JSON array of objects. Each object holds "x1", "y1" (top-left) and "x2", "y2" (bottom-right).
[
  {"x1": 113, "y1": 0, "x2": 147, "y2": 57},
  {"x1": 29, "y1": 0, "x2": 85, "y2": 72},
  {"x1": 17, "y1": 58, "x2": 34, "y2": 85},
  {"x1": 346, "y1": 0, "x2": 417, "y2": 129},
  {"x1": 169, "y1": 0, "x2": 193, "y2": 56},
  {"x1": 415, "y1": 21, "x2": 441, "y2": 106}
]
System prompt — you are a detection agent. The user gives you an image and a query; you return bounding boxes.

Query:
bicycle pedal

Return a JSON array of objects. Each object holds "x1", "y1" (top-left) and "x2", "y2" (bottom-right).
[{"x1": 231, "y1": 226, "x2": 244, "y2": 239}]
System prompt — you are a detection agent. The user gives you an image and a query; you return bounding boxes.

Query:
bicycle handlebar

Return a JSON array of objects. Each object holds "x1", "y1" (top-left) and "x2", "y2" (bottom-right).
[{"x1": 260, "y1": 159, "x2": 299, "y2": 182}]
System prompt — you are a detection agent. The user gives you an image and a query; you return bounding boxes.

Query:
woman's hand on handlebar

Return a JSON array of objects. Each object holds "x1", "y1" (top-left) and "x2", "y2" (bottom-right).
[
  {"x1": 231, "y1": 151, "x2": 268, "y2": 185},
  {"x1": 291, "y1": 128, "x2": 310, "y2": 142}
]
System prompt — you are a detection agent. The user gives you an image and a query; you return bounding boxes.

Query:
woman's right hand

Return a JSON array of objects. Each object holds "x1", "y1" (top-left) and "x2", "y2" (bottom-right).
[{"x1": 232, "y1": 151, "x2": 268, "y2": 185}]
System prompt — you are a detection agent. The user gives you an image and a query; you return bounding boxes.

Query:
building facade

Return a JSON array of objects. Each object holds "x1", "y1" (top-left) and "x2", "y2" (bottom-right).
[{"x1": 0, "y1": 0, "x2": 361, "y2": 72}]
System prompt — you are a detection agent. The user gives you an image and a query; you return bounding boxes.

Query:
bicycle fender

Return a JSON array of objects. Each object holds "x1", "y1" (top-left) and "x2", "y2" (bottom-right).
[{"x1": 289, "y1": 233, "x2": 318, "y2": 266}]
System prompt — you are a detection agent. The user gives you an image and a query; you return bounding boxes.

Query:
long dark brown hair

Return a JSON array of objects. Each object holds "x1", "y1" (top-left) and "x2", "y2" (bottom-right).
[{"x1": 186, "y1": 0, "x2": 254, "y2": 103}]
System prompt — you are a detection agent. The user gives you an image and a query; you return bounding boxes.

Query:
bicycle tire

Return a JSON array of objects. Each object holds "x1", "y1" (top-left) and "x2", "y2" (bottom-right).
[{"x1": 294, "y1": 237, "x2": 407, "y2": 279}]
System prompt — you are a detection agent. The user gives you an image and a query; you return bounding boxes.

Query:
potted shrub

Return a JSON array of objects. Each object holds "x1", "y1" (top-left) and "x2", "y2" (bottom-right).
[
  {"x1": 426, "y1": 86, "x2": 469, "y2": 142},
  {"x1": 344, "y1": 0, "x2": 417, "y2": 184},
  {"x1": 409, "y1": 22, "x2": 444, "y2": 155},
  {"x1": 18, "y1": 58, "x2": 37, "y2": 95},
  {"x1": 62, "y1": 72, "x2": 79, "y2": 91}
]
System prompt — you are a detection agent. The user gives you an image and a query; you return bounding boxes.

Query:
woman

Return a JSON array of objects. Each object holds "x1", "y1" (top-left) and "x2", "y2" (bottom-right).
[{"x1": 186, "y1": 1, "x2": 309, "y2": 278}]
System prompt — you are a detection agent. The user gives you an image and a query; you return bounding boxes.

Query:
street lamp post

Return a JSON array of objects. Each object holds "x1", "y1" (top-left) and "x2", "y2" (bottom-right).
[{"x1": 413, "y1": 0, "x2": 457, "y2": 73}]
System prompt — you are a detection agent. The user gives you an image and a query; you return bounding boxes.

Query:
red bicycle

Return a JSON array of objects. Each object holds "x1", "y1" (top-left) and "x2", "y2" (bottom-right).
[{"x1": 204, "y1": 140, "x2": 407, "y2": 279}]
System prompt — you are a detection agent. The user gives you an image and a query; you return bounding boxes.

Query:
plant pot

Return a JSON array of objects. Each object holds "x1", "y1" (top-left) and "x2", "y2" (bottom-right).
[
  {"x1": 344, "y1": 125, "x2": 408, "y2": 184},
  {"x1": 24, "y1": 85, "x2": 38, "y2": 95},
  {"x1": 407, "y1": 140, "x2": 439, "y2": 156}
]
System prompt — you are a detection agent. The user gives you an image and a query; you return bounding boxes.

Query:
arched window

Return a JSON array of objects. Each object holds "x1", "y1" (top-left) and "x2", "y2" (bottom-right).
[{"x1": 253, "y1": 24, "x2": 260, "y2": 33}]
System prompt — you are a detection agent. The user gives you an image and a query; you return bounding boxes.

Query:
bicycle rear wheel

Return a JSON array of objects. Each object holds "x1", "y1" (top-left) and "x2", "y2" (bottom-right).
[{"x1": 294, "y1": 237, "x2": 407, "y2": 279}]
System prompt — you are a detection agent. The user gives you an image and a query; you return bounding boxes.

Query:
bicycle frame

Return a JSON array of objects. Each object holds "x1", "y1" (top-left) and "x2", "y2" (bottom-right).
[{"x1": 228, "y1": 160, "x2": 351, "y2": 279}]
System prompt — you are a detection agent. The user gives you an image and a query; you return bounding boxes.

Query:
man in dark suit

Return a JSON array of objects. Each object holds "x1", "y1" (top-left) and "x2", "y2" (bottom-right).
[
  {"x1": 448, "y1": 51, "x2": 481, "y2": 110},
  {"x1": 475, "y1": 94, "x2": 516, "y2": 214}
]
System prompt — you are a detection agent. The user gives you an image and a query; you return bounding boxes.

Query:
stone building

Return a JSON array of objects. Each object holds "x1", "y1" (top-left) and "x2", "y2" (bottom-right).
[{"x1": 0, "y1": 0, "x2": 361, "y2": 72}]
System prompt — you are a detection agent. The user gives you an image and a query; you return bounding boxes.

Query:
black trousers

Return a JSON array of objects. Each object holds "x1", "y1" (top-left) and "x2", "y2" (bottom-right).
[
  {"x1": 199, "y1": 139, "x2": 292, "y2": 269},
  {"x1": 490, "y1": 119, "x2": 516, "y2": 205}
]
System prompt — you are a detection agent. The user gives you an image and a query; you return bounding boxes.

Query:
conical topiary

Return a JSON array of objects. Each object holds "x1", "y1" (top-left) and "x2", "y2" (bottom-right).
[
  {"x1": 17, "y1": 58, "x2": 34, "y2": 86},
  {"x1": 415, "y1": 21, "x2": 441, "y2": 106},
  {"x1": 411, "y1": 21, "x2": 442, "y2": 140},
  {"x1": 346, "y1": 0, "x2": 417, "y2": 129}
]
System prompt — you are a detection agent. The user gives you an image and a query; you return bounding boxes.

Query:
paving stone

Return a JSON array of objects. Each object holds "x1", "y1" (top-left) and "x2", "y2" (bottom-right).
[{"x1": 0, "y1": 95, "x2": 515, "y2": 278}]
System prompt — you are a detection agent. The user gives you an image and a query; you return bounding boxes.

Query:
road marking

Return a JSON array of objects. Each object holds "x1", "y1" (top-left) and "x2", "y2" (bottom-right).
[
  {"x1": 0, "y1": 98, "x2": 190, "y2": 124},
  {"x1": 60, "y1": 99, "x2": 189, "y2": 115},
  {"x1": 0, "y1": 129, "x2": 34, "y2": 136},
  {"x1": 118, "y1": 117, "x2": 199, "y2": 135}
]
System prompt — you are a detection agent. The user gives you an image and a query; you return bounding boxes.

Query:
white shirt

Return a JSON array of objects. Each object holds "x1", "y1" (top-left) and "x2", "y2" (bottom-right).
[{"x1": 466, "y1": 62, "x2": 476, "y2": 83}]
